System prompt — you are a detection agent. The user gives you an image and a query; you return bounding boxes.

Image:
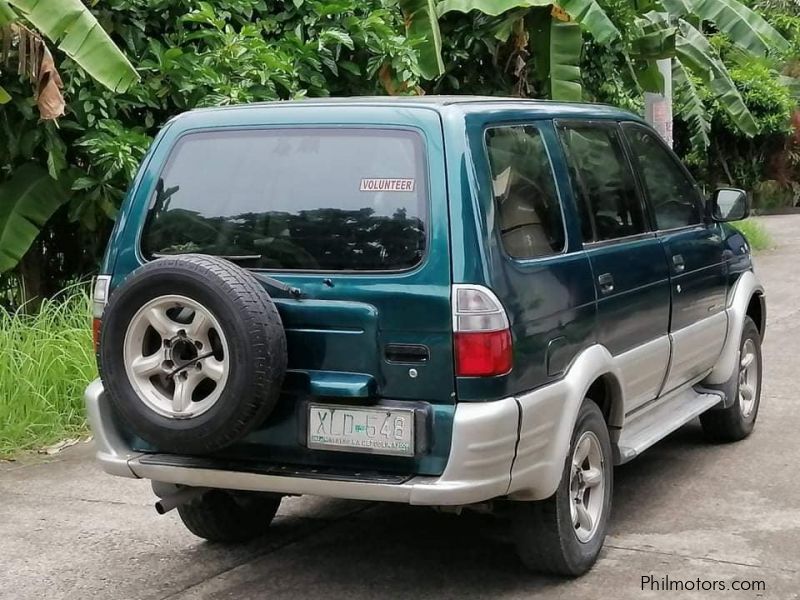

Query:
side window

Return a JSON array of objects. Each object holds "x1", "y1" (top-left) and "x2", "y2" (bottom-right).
[
  {"x1": 557, "y1": 123, "x2": 646, "y2": 243},
  {"x1": 623, "y1": 123, "x2": 703, "y2": 230},
  {"x1": 485, "y1": 125, "x2": 565, "y2": 259}
]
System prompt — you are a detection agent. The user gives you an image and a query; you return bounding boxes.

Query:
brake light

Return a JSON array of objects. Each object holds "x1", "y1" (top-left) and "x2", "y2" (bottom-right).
[
  {"x1": 452, "y1": 285, "x2": 512, "y2": 377},
  {"x1": 92, "y1": 275, "x2": 111, "y2": 352}
]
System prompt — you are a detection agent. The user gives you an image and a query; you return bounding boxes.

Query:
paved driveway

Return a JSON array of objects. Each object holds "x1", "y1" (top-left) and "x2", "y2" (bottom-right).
[{"x1": 2, "y1": 216, "x2": 799, "y2": 600}]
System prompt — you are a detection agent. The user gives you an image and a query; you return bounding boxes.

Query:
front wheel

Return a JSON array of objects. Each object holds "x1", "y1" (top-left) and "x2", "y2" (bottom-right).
[
  {"x1": 512, "y1": 399, "x2": 613, "y2": 576},
  {"x1": 700, "y1": 316, "x2": 762, "y2": 442},
  {"x1": 178, "y1": 489, "x2": 282, "y2": 543}
]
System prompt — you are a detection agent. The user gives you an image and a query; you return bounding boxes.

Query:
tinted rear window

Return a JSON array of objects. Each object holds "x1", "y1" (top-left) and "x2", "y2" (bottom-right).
[{"x1": 141, "y1": 129, "x2": 427, "y2": 271}]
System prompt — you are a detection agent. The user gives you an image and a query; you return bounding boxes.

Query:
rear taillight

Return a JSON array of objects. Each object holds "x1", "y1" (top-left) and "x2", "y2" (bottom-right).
[
  {"x1": 92, "y1": 275, "x2": 111, "y2": 352},
  {"x1": 452, "y1": 285, "x2": 512, "y2": 377}
]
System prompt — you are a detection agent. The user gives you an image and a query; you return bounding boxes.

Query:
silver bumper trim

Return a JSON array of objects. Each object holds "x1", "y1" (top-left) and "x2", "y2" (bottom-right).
[{"x1": 85, "y1": 380, "x2": 519, "y2": 506}]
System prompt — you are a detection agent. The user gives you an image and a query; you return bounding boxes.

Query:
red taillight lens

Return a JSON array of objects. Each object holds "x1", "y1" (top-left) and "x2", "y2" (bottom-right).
[
  {"x1": 455, "y1": 329, "x2": 513, "y2": 377},
  {"x1": 92, "y1": 318, "x2": 102, "y2": 353}
]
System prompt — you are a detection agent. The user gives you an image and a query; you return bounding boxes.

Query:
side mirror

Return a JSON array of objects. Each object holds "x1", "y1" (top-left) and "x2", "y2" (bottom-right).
[{"x1": 708, "y1": 188, "x2": 749, "y2": 222}]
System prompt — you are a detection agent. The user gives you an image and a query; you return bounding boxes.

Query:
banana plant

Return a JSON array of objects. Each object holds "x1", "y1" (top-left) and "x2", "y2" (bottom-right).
[
  {"x1": 403, "y1": 0, "x2": 789, "y2": 145},
  {"x1": 0, "y1": 163, "x2": 68, "y2": 272},
  {"x1": 0, "y1": 0, "x2": 139, "y2": 96}
]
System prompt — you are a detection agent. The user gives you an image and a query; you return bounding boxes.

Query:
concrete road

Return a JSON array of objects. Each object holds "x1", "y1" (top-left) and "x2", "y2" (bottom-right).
[{"x1": 2, "y1": 216, "x2": 798, "y2": 600}]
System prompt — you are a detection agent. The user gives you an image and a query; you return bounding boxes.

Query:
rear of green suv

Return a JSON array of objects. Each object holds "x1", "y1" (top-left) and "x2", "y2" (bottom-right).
[{"x1": 87, "y1": 97, "x2": 765, "y2": 577}]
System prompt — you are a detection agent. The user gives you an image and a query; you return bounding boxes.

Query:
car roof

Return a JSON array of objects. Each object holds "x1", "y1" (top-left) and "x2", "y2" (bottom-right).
[{"x1": 185, "y1": 95, "x2": 641, "y2": 122}]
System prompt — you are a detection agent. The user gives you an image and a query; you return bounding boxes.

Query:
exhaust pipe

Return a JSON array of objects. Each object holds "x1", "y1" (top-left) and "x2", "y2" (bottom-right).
[{"x1": 154, "y1": 486, "x2": 209, "y2": 515}]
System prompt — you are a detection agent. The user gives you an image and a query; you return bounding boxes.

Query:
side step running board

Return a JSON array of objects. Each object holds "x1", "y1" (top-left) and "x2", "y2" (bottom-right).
[{"x1": 615, "y1": 388, "x2": 724, "y2": 464}]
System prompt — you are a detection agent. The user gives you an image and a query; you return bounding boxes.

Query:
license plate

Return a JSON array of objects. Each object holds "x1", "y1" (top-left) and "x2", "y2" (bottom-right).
[{"x1": 307, "y1": 404, "x2": 415, "y2": 457}]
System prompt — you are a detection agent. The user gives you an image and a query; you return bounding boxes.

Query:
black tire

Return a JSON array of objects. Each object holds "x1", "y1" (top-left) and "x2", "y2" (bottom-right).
[
  {"x1": 99, "y1": 254, "x2": 287, "y2": 454},
  {"x1": 512, "y1": 399, "x2": 613, "y2": 577},
  {"x1": 700, "y1": 316, "x2": 762, "y2": 442},
  {"x1": 178, "y1": 489, "x2": 281, "y2": 543}
]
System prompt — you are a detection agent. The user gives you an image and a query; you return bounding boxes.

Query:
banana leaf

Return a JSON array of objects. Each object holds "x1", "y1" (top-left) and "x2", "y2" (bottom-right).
[
  {"x1": 690, "y1": 0, "x2": 788, "y2": 56},
  {"x1": 0, "y1": 0, "x2": 15, "y2": 25},
  {"x1": 398, "y1": 0, "x2": 445, "y2": 79},
  {"x1": 8, "y1": 0, "x2": 139, "y2": 92},
  {"x1": 438, "y1": 0, "x2": 620, "y2": 44},
  {"x1": 661, "y1": 0, "x2": 789, "y2": 56},
  {"x1": 633, "y1": 59, "x2": 665, "y2": 93},
  {"x1": 0, "y1": 163, "x2": 68, "y2": 272},
  {"x1": 558, "y1": 0, "x2": 619, "y2": 44},
  {"x1": 672, "y1": 59, "x2": 711, "y2": 150},
  {"x1": 675, "y1": 19, "x2": 758, "y2": 137},
  {"x1": 631, "y1": 22, "x2": 676, "y2": 60},
  {"x1": 530, "y1": 10, "x2": 582, "y2": 101}
]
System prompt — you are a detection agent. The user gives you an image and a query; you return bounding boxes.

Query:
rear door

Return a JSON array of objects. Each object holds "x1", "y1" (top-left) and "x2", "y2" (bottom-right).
[
  {"x1": 140, "y1": 117, "x2": 454, "y2": 404},
  {"x1": 621, "y1": 122, "x2": 727, "y2": 392},
  {"x1": 137, "y1": 107, "x2": 454, "y2": 474},
  {"x1": 557, "y1": 121, "x2": 671, "y2": 411}
]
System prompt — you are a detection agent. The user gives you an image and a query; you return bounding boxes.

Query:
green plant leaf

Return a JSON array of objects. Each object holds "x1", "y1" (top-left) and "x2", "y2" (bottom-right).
[
  {"x1": 549, "y1": 20, "x2": 583, "y2": 100},
  {"x1": 438, "y1": 0, "x2": 620, "y2": 43},
  {"x1": 0, "y1": 0, "x2": 16, "y2": 25},
  {"x1": 674, "y1": 19, "x2": 758, "y2": 137},
  {"x1": 658, "y1": 0, "x2": 694, "y2": 16},
  {"x1": 632, "y1": 59, "x2": 665, "y2": 93},
  {"x1": 8, "y1": 0, "x2": 140, "y2": 92},
  {"x1": 558, "y1": 0, "x2": 620, "y2": 44},
  {"x1": 0, "y1": 163, "x2": 68, "y2": 272},
  {"x1": 630, "y1": 22, "x2": 676, "y2": 59},
  {"x1": 530, "y1": 11, "x2": 582, "y2": 101},
  {"x1": 672, "y1": 59, "x2": 711, "y2": 150},
  {"x1": 666, "y1": 0, "x2": 790, "y2": 56},
  {"x1": 0, "y1": 85, "x2": 11, "y2": 104},
  {"x1": 398, "y1": 0, "x2": 445, "y2": 79}
]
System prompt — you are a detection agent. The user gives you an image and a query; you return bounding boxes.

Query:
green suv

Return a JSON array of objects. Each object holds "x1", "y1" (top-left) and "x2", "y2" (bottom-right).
[{"x1": 87, "y1": 97, "x2": 766, "y2": 576}]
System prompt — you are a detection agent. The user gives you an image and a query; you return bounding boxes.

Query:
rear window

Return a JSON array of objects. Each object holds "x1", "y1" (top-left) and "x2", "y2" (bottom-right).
[{"x1": 141, "y1": 128, "x2": 427, "y2": 271}]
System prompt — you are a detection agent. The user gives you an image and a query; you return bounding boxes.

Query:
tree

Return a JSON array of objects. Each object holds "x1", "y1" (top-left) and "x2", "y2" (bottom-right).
[
  {"x1": 0, "y1": 0, "x2": 138, "y2": 296},
  {"x1": 404, "y1": 0, "x2": 791, "y2": 147}
]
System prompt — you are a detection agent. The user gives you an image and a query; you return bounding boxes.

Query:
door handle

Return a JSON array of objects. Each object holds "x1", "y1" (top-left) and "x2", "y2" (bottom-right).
[
  {"x1": 597, "y1": 273, "x2": 614, "y2": 294},
  {"x1": 672, "y1": 254, "x2": 685, "y2": 273},
  {"x1": 385, "y1": 344, "x2": 430, "y2": 364}
]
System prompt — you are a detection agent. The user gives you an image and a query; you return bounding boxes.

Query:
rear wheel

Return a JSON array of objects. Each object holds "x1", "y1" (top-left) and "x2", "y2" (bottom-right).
[
  {"x1": 700, "y1": 316, "x2": 762, "y2": 442},
  {"x1": 178, "y1": 489, "x2": 282, "y2": 543},
  {"x1": 512, "y1": 399, "x2": 613, "y2": 576}
]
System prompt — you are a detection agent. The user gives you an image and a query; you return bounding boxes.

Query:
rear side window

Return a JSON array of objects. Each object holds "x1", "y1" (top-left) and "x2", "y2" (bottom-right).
[
  {"x1": 141, "y1": 129, "x2": 427, "y2": 271},
  {"x1": 485, "y1": 125, "x2": 565, "y2": 259},
  {"x1": 558, "y1": 124, "x2": 647, "y2": 243},
  {"x1": 622, "y1": 123, "x2": 703, "y2": 230}
]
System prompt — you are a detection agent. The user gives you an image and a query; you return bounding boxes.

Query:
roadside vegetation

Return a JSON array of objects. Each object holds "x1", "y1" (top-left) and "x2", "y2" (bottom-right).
[
  {"x1": 735, "y1": 219, "x2": 773, "y2": 251},
  {"x1": 0, "y1": 287, "x2": 95, "y2": 457}
]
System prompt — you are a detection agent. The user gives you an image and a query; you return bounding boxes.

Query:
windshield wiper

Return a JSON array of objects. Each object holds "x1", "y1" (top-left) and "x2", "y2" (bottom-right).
[{"x1": 220, "y1": 255, "x2": 303, "y2": 299}]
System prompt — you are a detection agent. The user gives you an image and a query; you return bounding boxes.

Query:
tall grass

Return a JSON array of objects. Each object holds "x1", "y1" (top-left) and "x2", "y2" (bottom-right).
[{"x1": 0, "y1": 286, "x2": 97, "y2": 457}]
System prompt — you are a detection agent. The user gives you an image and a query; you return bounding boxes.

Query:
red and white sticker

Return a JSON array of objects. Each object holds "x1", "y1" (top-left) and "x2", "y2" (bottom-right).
[{"x1": 359, "y1": 178, "x2": 416, "y2": 192}]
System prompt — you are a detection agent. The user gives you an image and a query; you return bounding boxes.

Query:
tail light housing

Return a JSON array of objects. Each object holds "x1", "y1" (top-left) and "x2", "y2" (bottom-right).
[
  {"x1": 92, "y1": 275, "x2": 111, "y2": 352},
  {"x1": 452, "y1": 285, "x2": 513, "y2": 377}
]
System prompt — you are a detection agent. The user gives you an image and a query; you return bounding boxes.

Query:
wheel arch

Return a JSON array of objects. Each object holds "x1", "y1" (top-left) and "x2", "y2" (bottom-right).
[
  {"x1": 705, "y1": 270, "x2": 765, "y2": 386},
  {"x1": 509, "y1": 345, "x2": 624, "y2": 501}
]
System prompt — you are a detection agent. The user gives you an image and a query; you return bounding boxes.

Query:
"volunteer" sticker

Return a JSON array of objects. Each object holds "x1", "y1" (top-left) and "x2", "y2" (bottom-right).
[{"x1": 359, "y1": 178, "x2": 415, "y2": 192}]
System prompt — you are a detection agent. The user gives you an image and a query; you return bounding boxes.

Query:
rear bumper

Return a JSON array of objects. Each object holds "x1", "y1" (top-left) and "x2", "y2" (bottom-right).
[{"x1": 85, "y1": 379, "x2": 520, "y2": 506}]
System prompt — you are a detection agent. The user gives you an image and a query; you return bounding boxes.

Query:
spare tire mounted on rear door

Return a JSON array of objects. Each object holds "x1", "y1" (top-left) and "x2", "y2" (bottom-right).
[{"x1": 99, "y1": 254, "x2": 287, "y2": 455}]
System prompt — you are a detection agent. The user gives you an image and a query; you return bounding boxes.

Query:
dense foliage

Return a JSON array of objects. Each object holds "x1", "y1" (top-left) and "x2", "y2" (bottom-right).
[
  {"x1": 0, "y1": 0, "x2": 423, "y2": 303},
  {"x1": 0, "y1": 0, "x2": 797, "y2": 307}
]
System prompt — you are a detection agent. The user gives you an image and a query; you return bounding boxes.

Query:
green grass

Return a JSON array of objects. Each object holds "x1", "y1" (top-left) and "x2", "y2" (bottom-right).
[
  {"x1": 734, "y1": 219, "x2": 772, "y2": 252},
  {"x1": 0, "y1": 287, "x2": 97, "y2": 457}
]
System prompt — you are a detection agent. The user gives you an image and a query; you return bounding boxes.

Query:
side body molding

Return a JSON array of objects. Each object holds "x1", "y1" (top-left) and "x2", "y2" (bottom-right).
[
  {"x1": 508, "y1": 345, "x2": 624, "y2": 501},
  {"x1": 704, "y1": 270, "x2": 765, "y2": 386}
]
